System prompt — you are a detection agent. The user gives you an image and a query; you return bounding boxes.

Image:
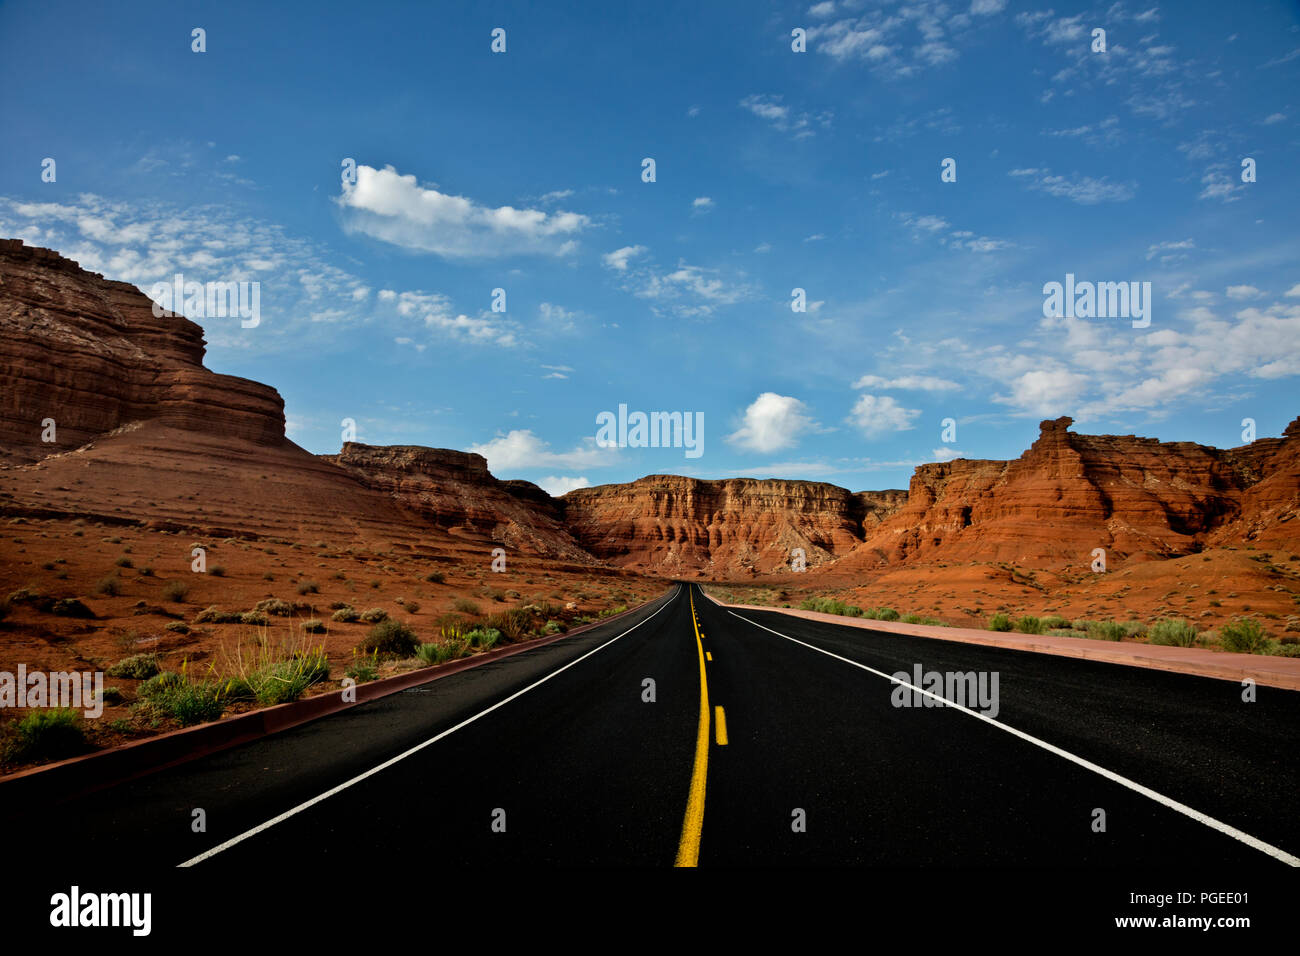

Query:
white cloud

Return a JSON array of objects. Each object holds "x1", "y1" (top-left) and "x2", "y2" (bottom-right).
[
  {"x1": 1008, "y1": 168, "x2": 1137, "y2": 204},
  {"x1": 970, "y1": 0, "x2": 1006, "y2": 13},
  {"x1": 538, "y1": 475, "x2": 590, "y2": 496},
  {"x1": 852, "y1": 374, "x2": 961, "y2": 391},
  {"x1": 739, "y1": 94, "x2": 832, "y2": 139},
  {"x1": 602, "y1": 244, "x2": 646, "y2": 272},
  {"x1": 1263, "y1": 112, "x2": 1286, "y2": 125},
  {"x1": 931, "y1": 447, "x2": 966, "y2": 462},
  {"x1": 467, "y1": 430, "x2": 615, "y2": 472},
  {"x1": 1226, "y1": 285, "x2": 1262, "y2": 300},
  {"x1": 726, "y1": 393, "x2": 818, "y2": 453},
  {"x1": 846, "y1": 394, "x2": 920, "y2": 437},
  {"x1": 337, "y1": 163, "x2": 589, "y2": 259}
]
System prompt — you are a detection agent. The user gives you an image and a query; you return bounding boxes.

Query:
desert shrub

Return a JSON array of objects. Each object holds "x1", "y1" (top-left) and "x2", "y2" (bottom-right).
[
  {"x1": 1220, "y1": 618, "x2": 1270, "y2": 654},
  {"x1": 218, "y1": 677, "x2": 256, "y2": 702},
  {"x1": 1270, "y1": 643, "x2": 1300, "y2": 658},
  {"x1": 240, "y1": 611, "x2": 270, "y2": 626},
  {"x1": 1086, "y1": 621, "x2": 1126, "y2": 642},
  {"x1": 165, "y1": 621, "x2": 190, "y2": 634},
  {"x1": 1014, "y1": 616, "x2": 1044, "y2": 635},
  {"x1": 844, "y1": 605, "x2": 864, "y2": 617},
  {"x1": 875, "y1": 607, "x2": 900, "y2": 622},
  {"x1": 138, "y1": 671, "x2": 183, "y2": 698},
  {"x1": 403, "y1": 601, "x2": 420, "y2": 614},
  {"x1": 195, "y1": 606, "x2": 243, "y2": 624},
  {"x1": 425, "y1": 571, "x2": 446, "y2": 584},
  {"x1": 542, "y1": 619, "x2": 565, "y2": 635},
  {"x1": 483, "y1": 609, "x2": 531, "y2": 642},
  {"x1": 2, "y1": 709, "x2": 86, "y2": 763},
  {"x1": 331, "y1": 606, "x2": 359, "y2": 623},
  {"x1": 115, "y1": 556, "x2": 133, "y2": 568},
  {"x1": 253, "y1": 598, "x2": 295, "y2": 616},
  {"x1": 94, "y1": 575, "x2": 123, "y2": 597},
  {"x1": 1148, "y1": 618, "x2": 1198, "y2": 647},
  {"x1": 107, "y1": 653, "x2": 160, "y2": 680},
  {"x1": 466, "y1": 627, "x2": 502, "y2": 651},
  {"x1": 358, "y1": 619, "x2": 420, "y2": 658},
  {"x1": 1120, "y1": 620, "x2": 1148, "y2": 638},
  {"x1": 297, "y1": 580, "x2": 319, "y2": 595},
  {"x1": 359, "y1": 607, "x2": 388, "y2": 624},
  {"x1": 161, "y1": 580, "x2": 190, "y2": 602},
  {"x1": 453, "y1": 598, "x2": 481, "y2": 616},
  {"x1": 301, "y1": 618, "x2": 326, "y2": 634},
  {"x1": 988, "y1": 612, "x2": 1012, "y2": 632},
  {"x1": 160, "y1": 681, "x2": 225, "y2": 725},
  {"x1": 140, "y1": 567, "x2": 154, "y2": 577},
  {"x1": 253, "y1": 652, "x2": 330, "y2": 704},
  {"x1": 51, "y1": 598, "x2": 93, "y2": 618}
]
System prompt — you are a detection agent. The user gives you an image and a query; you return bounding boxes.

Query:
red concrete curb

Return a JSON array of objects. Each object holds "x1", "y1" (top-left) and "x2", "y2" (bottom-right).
[
  {"x1": 0, "y1": 593, "x2": 667, "y2": 802},
  {"x1": 701, "y1": 591, "x2": 1300, "y2": 692}
]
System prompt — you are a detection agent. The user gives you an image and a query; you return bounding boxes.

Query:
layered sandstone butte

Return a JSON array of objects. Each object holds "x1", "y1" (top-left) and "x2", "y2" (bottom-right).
[
  {"x1": 322, "y1": 443, "x2": 594, "y2": 562},
  {"x1": 559, "y1": 476, "x2": 906, "y2": 575},
  {"x1": 843, "y1": 416, "x2": 1300, "y2": 571},
  {"x1": 0, "y1": 239, "x2": 284, "y2": 461}
]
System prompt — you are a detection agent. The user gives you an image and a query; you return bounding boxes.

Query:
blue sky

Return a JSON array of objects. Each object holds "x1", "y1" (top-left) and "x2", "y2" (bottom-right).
[{"x1": 2, "y1": 0, "x2": 1298, "y2": 495}]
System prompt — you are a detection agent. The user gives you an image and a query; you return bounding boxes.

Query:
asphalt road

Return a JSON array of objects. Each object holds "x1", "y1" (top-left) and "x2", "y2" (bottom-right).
[{"x1": 9, "y1": 583, "x2": 1300, "y2": 869}]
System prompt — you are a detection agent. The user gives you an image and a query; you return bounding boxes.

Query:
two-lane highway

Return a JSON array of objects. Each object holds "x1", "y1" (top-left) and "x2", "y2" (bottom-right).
[{"x1": 8, "y1": 583, "x2": 1299, "y2": 869}]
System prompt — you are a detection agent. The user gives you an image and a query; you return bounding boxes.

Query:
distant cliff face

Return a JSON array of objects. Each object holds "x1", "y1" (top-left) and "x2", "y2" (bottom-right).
[
  {"x1": 0, "y1": 239, "x2": 284, "y2": 462},
  {"x1": 847, "y1": 416, "x2": 1300, "y2": 570},
  {"x1": 559, "y1": 476, "x2": 906, "y2": 575},
  {"x1": 322, "y1": 443, "x2": 594, "y2": 562}
]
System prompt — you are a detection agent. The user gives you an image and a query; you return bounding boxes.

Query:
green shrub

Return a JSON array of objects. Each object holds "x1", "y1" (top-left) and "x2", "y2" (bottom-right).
[
  {"x1": 1086, "y1": 621, "x2": 1126, "y2": 641},
  {"x1": 1014, "y1": 616, "x2": 1043, "y2": 634},
  {"x1": 1041, "y1": 615, "x2": 1069, "y2": 629},
  {"x1": 466, "y1": 627, "x2": 502, "y2": 650},
  {"x1": 331, "y1": 606, "x2": 359, "y2": 623},
  {"x1": 359, "y1": 607, "x2": 388, "y2": 624},
  {"x1": 453, "y1": 598, "x2": 481, "y2": 616},
  {"x1": 988, "y1": 612, "x2": 1012, "y2": 632},
  {"x1": 483, "y1": 609, "x2": 531, "y2": 642},
  {"x1": 107, "y1": 653, "x2": 160, "y2": 680},
  {"x1": 1148, "y1": 618, "x2": 1198, "y2": 647},
  {"x1": 1120, "y1": 620, "x2": 1148, "y2": 638},
  {"x1": 159, "y1": 681, "x2": 225, "y2": 725},
  {"x1": 542, "y1": 619, "x2": 565, "y2": 635},
  {"x1": 2, "y1": 708, "x2": 86, "y2": 763},
  {"x1": 346, "y1": 661, "x2": 378, "y2": 682},
  {"x1": 358, "y1": 619, "x2": 419, "y2": 658},
  {"x1": 252, "y1": 652, "x2": 330, "y2": 704},
  {"x1": 161, "y1": 580, "x2": 189, "y2": 602},
  {"x1": 138, "y1": 671, "x2": 183, "y2": 698},
  {"x1": 165, "y1": 621, "x2": 190, "y2": 634},
  {"x1": 1220, "y1": 618, "x2": 1270, "y2": 654}
]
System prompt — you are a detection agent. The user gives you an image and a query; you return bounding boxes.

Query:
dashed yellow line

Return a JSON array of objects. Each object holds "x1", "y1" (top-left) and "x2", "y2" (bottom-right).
[
  {"x1": 675, "y1": 586, "x2": 711, "y2": 867},
  {"x1": 706, "y1": 651, "x2": 713, "y2": 662},
  {"x1": 715, "y1": 706, "x2": 728, "y2": 746}
]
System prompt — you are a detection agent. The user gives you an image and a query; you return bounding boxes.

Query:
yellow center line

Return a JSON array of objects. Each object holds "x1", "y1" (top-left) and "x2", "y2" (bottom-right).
[
  {"x1": 706, "y1": 651, "x2": 712, "y2": 662},
  {"x1": 715, "y1": 706, "x2": 728, "y2": 746},
  {"x1": 675, "y1": 586, "x2": 711, "y2": 867}
]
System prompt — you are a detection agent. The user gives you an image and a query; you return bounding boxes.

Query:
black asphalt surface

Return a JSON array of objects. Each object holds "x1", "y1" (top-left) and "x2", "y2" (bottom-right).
[{"x1": 8, "y1": 583, "x2": 1300, "y2": 870}]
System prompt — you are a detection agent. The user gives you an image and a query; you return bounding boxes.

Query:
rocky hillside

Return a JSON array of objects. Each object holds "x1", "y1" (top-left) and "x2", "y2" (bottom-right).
[{"x1": 1, "y1": 240, "x2": 1295, "y2": 577}]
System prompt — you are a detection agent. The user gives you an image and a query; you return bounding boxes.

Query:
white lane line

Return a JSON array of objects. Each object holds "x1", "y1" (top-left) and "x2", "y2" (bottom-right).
[
  {"x1": 726, "y1": 608, "x2": 1300, "y2": 868},
  {"x1": 179, "y1": 588, "x2": 682, "y2": 867}
]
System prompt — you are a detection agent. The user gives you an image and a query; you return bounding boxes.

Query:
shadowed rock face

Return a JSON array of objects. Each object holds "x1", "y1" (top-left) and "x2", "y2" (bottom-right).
[
  {"x1": 0, "y1": 239, "x2": 284, "y2": 461},
  {"x1": 1, "y1": 241, "x2": 1295, "y2": 575}
]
